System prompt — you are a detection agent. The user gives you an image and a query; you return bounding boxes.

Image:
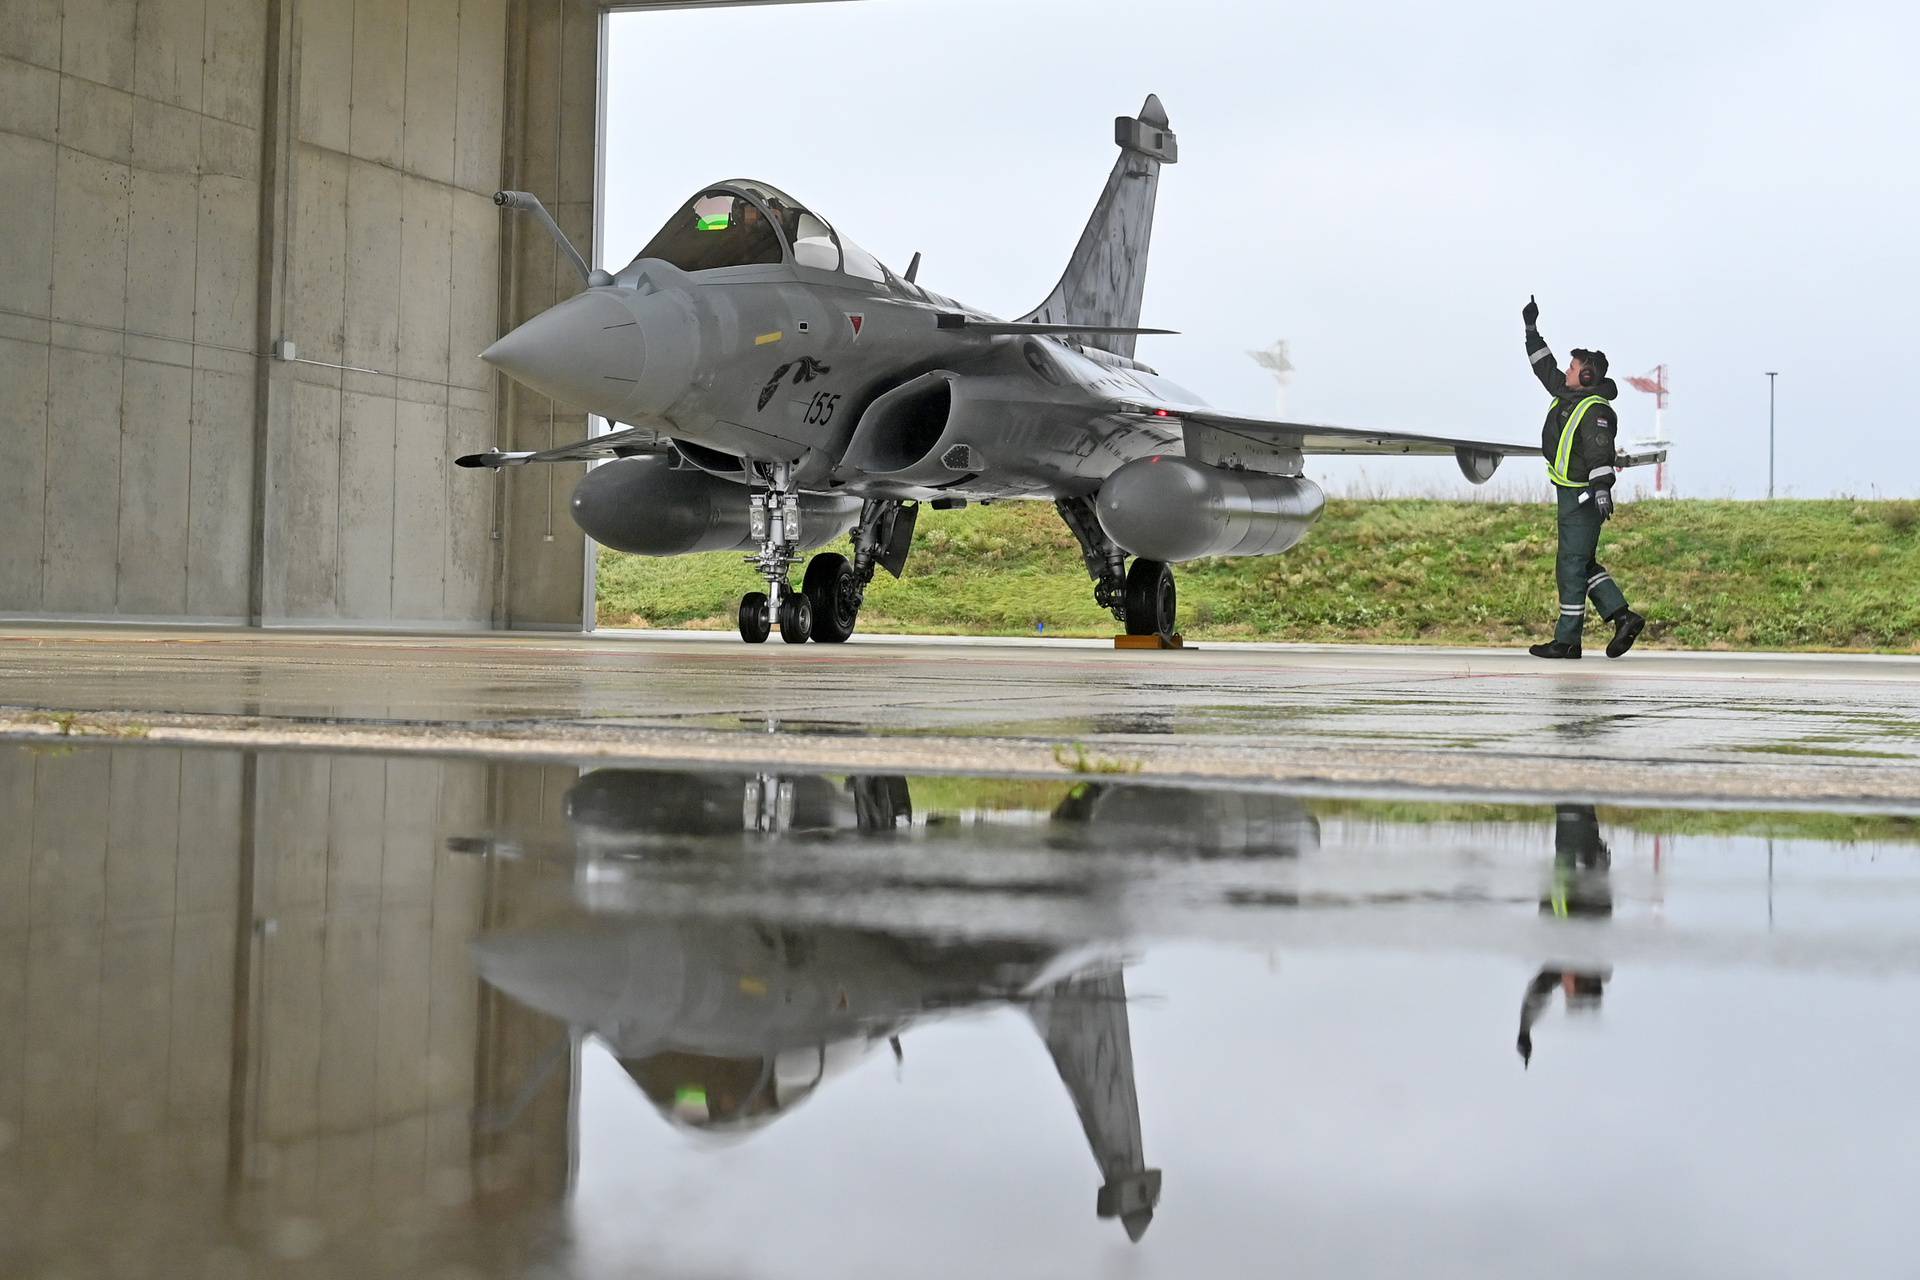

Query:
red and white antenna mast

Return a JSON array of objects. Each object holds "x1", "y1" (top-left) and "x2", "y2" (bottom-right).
[{"x1": 1624, "y1": 363, "x2": 1671, "y2": 497}]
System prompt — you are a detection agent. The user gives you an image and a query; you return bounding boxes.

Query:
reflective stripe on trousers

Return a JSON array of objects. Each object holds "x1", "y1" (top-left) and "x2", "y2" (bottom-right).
[{"x1": 1555, "y1": 486, "x2": 1629, "y2": 643}]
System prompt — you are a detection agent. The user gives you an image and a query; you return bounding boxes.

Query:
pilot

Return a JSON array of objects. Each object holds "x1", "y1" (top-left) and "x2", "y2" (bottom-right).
[
  {"x1": 1522, "y1": 296, "x2": 1647, "y2": 660},
  {"x1": 625, "y1": 1051, "x2": 794, "y2": 1131}
]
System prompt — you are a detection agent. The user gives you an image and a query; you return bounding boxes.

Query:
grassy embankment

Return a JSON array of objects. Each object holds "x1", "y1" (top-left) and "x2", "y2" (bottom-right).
[{"x1": 598, "y1": 498, "x2": 1920, "y2": 653}]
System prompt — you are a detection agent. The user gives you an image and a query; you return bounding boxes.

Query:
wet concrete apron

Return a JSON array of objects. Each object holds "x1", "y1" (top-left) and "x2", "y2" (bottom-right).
[{"x1": 1, "y1": 625, "x2": 1917, "y2": 807}]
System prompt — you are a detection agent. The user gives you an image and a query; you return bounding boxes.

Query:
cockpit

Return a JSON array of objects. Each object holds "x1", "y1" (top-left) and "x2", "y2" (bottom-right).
[
  {"x1": 622, "y1": 1040, "x2": 871, "y2": 1133},
  {"x1": 632, "y1": 181, "x2": 889, "y2": 281}
]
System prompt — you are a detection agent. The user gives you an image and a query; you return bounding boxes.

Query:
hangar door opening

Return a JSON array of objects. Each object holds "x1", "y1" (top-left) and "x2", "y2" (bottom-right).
[{"x1": 589, "y1": 1, "x2": 936, "y2": 633}]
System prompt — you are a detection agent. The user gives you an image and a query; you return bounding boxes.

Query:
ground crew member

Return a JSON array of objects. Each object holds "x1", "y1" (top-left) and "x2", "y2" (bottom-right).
[{"x1": 1522, "y1": 296, "x2": 1646, "y2": 659}]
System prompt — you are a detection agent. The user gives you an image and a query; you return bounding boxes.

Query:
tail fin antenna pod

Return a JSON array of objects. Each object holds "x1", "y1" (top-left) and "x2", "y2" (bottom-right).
[{"x1": 1019, "y1": 95, "x2": 1177, "y2": 360}]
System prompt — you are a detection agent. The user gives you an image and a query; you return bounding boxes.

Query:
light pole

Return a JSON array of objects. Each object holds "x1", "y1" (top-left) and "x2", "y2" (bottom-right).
[{"x1": 1765, "y1": 371, "x2": 1778, "y2": 499}]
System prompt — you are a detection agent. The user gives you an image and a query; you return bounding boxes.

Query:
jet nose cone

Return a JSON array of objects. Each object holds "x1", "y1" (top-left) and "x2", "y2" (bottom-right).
[{"x1": 482, "y1": 289, "x2": 646, "y2": 415}]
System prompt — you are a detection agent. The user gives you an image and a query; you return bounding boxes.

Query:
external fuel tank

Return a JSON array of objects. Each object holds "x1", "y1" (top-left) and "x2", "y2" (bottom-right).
[
  {"x1": 571, "y1": 455, "x2": 861, "y2": 556},
  {"x1": 1095, "y1": 455, "x2": 1326, "y2": 562}
]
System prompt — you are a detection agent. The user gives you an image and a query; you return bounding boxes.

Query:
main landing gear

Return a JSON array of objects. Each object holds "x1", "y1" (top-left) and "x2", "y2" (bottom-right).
[
  {"x1": 735, "y1": 473, "x2": 916, "y2": 645},
  {"x1": 1055, "y1": 496, "x2": 1178, "y2": 638}
]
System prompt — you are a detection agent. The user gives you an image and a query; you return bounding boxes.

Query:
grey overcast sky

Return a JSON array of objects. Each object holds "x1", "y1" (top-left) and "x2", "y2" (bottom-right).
[{"x1": 604, "y1": 0, "x2": 1920, "y2": 499}]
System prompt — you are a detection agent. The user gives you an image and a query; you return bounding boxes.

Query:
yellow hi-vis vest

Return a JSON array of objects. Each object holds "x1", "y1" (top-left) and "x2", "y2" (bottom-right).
[{"x1": 1547, "y1": 395, "x2": 1611, "y2": 488}]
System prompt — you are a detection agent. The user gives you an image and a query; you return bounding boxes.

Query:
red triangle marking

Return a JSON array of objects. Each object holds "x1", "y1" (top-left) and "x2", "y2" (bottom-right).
[{"x1": 847, "y1": 313, "x2": 864, "y2": 338}]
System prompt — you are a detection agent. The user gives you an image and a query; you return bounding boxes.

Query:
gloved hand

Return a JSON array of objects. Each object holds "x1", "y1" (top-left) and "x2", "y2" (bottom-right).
[
  {"x1": 1591, "y1": 487, "x2": 1614, "y2": 522},
  {"x1": 1522, "y1": 295, "x2": 1540, "y2": 329}
]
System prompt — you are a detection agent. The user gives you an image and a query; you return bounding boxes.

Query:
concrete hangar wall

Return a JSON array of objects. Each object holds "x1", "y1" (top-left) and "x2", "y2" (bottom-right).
[{"x1": 1, "y1": 0, "x2": 822, "y2": 630}]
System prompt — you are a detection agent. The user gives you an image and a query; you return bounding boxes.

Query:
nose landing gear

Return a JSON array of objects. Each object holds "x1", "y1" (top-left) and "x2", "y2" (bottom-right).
[
  {"x1": 737, "y1": 462, "x2": 805, "y2": 644},
  {"x1": 735, "y1": 476, "x2": 917, "y2": 645},
  {"x1": 733, "y1": 462, "x2": 794, "y2": 644},
  {"x1": 738, "y1": 591, "x2": 772, "y2": 644},
  {"x1": 737, "y1": 586, "x2": 817, "y2": 645},
  {"x1": 777, "y1": 593, "x2": 814, "y2": 644}
]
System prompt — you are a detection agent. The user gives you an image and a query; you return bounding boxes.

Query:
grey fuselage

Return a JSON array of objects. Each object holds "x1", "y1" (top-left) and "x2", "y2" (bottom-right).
[{"x1": 482, "y1": 181, "x2": 1197, "y2": 503}]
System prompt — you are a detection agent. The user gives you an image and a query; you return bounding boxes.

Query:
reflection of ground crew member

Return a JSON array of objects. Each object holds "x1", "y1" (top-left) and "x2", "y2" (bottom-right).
[
  {"x1": 1522, "y1": 296, "x2": 1646, "y2": 660},
  {"x1": 1517, "y1": 803, "x2": 1615, "y2": 1066},
  {"x1": 1542, "y1": 803, "x2": 1613, "y2": 920}
]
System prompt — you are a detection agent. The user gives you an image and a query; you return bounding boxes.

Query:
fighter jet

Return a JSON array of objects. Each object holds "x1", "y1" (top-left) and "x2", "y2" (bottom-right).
[{"x1": 465, "y1": 95, "x2": 1661, "y2": 643}]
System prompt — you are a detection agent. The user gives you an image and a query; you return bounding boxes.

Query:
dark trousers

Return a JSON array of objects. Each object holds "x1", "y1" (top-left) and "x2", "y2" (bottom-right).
[{"x1": 1555, "y1": 486, "x2": 1629, "y2": 644}]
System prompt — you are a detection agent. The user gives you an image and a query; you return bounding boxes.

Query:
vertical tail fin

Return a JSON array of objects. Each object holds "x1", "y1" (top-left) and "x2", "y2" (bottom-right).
[{"x1": 1020, "y1": 95, "x2": 1178, "y2": 359}]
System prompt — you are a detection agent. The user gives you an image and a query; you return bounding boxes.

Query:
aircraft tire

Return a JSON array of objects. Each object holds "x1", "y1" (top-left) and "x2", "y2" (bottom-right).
[
  {"x1": 803, "y1": 553, "x2": 859, "y2": 643},
  {"x1": 778, "y1": 593, "x2": 814, "y2": 644},
  {"x1": 1123, "y1": 559, "x2": 1177, "y2": 637},
  {"x1": 738, "y1": 592, "x2": 772, "y2": 643}
]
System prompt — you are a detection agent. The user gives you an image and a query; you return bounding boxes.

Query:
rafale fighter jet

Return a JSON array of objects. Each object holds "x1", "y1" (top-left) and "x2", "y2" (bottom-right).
[{"x1": 464, "y1": 95, "x2": 1663, "y2": 644}]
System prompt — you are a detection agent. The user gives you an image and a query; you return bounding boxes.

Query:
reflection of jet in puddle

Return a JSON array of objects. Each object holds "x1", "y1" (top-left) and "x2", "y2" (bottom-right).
[
  {"x1": 560, "y1": 767, "x2": 1320, "y2": 860},
  {"x1": 562, "y1": 769, "x2": 916, "y2": 851},
  {"x1": 474, "y1": 919, "x2": 1162, "y2": 1241},
  {"x1": 462, "y1": 770, "x2": 1269, "y2": 1243}
]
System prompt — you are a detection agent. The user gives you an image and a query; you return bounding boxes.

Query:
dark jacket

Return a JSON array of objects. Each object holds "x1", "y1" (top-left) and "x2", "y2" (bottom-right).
[{"x1": 1526, "y1": 329, "x2": 1620, "y2": 491}]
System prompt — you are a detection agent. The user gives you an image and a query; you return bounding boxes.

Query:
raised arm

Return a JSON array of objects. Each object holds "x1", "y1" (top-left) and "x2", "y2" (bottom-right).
[
  {"x1": 1522, "y1": 295, "x2": 1571, "y2": 399},
  {"x1": 1516, "y1": 967, "x2": 1563, "y2": 1066}
]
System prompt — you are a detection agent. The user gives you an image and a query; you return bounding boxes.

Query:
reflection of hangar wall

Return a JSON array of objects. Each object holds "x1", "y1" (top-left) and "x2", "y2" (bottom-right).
[
  {"x1": 0, "y1": 747, "x2": 579, "y2": 1267},
  {"x1": 0, "y1": 2, "x2": 828, "y2": 630}
]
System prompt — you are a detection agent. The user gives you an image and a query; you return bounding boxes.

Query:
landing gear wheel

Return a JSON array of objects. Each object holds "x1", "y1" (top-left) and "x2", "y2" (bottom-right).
[
  {"x1": 737, "y1": 592, "x2": 771, "y2": 644},
  {"x1": 1123, "y1": 559, "x2": 1177, "y2": 637},
  {"x1": 778, "y1": 593, "x2": 814, "y2": 644},
  {"x1": 803, "y1": 552, "x2": 860, "y2": 644}
]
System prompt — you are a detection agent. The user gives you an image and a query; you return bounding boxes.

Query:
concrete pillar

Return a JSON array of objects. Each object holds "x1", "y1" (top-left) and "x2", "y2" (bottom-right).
[
  {"x1": 496, "y1": 0, "x2": 604, "y2": 629},
  {"x1": 253, "y1": 0, "x2": 515, "y2": 628}
]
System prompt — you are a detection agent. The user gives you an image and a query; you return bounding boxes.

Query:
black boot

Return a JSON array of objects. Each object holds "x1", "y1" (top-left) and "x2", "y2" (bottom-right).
[
  {"x1": 1606, "y1": 610, "x2": 1646, "y2": 658},
  {"x1": 1529, "y1": 640, "x2": 1582, "y2": 659}
]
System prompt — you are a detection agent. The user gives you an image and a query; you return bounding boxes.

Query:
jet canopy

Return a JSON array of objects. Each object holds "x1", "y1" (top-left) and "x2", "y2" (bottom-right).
[
  {"x1": 633, "y1": 181, "x2": 888, "y2": 281},
  {"x1": 623, "y1": 1041, "x2": 869, "y2": 1132}
]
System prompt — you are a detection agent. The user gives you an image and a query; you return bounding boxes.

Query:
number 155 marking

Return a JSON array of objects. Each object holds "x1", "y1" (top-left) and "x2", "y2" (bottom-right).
[{"x1": 802, "y1": 391, "x2": 842, "y2": 425}]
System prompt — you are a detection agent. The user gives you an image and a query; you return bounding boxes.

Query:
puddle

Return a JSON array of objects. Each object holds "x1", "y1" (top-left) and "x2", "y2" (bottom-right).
[{"x1": 3, "y1": 743, "x2": 1917, "y2": 1278}]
